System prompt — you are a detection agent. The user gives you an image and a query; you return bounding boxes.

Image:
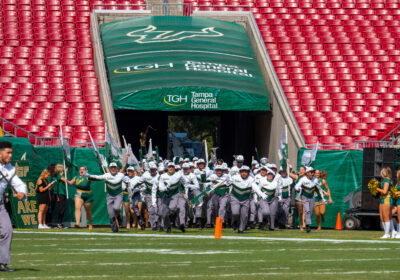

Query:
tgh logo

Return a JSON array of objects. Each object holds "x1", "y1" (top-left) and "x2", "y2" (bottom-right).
[{"x1": 164, "y1": 95, "x2": 188, "y2": 107}]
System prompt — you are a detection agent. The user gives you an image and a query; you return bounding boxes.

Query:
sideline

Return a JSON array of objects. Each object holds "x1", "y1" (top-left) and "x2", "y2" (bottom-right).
[{"x1": 14, "y1": 230, "x2": 400, "y2": 244}]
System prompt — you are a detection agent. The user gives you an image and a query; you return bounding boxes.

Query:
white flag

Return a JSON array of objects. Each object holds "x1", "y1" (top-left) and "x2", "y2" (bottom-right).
[
  {"x1": 146, "y1": 138, "x2": 153, "y2": 160},
  {"x1": 301, "y1": 142, "x2": 319, "y2": 166},
  {"x1": 122, "y1": 135, "x2": 141, "y2": 174},
  {"x1": 278, "y1": 125, "x2": 288, "y2": 169}
]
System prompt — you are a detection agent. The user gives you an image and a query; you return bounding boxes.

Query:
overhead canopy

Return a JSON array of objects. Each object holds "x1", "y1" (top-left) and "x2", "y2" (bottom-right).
[{"x1": 100, "y1": 16, "x2": 270, "y2": 111}]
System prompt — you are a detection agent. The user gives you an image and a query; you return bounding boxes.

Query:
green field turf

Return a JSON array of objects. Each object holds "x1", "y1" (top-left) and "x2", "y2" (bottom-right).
[{"x1": 3, "y1": 228, "x2": 400, "y2": 280}]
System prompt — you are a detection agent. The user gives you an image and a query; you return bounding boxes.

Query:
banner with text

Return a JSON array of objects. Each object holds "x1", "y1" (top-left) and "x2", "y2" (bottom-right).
[{"x1": 100, "y1": 16, "x2": 270, "y2": 111}]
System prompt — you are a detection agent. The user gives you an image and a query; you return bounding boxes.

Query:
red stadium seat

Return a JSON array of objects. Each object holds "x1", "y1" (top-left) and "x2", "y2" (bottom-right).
[{"x1": 1, "y1": 1, "x2": 399, "y2": 147}]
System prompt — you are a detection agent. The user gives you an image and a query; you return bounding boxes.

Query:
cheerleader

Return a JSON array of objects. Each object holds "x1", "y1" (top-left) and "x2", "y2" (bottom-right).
[
  {"x1": 287, "y1": 159, "x2": 306, "y2": 231},
  {"x1": 70, "y1": 166, "x2": 94, "y2": 229},
  {"x1": 376, "y1": 167, "x2": 393, "y2": 238},
  {"x1": 394, "y1": 170, "x2": 400, "y2": 239},
  {"x1": 314, "y1": 170, "x2": 333, "y2": 230},
  {"x1": 294, "y1": 167, "x2": 321, "y2": 233}
]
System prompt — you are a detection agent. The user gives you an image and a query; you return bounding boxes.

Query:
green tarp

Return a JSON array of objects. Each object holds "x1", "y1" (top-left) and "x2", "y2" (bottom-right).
[
  {"x1": 4, "y1": 137, "x2": 364, "y2": 229},
  {"x1": 297, "y1": 148, "x2": 364, "y2": 228},
  {"x1": 2, "y1": 137, "x2": 110, "y2": 227},
  {"x1": 100, "y1": 16, "x2": 270, "y2": 111}
]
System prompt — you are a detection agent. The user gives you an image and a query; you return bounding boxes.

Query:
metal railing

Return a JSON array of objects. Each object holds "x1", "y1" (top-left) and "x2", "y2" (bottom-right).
[
  {"x1": 92, "y1": 3, "x2": 193, "y2": 16},
  {"x1": 305, "y1": 143, "x2": 352, "y2": 150},
  {"x1": 379, "y1": 123, "x2": 400, "y2": 143},
  {"x1": 354, "y1": 140, "x2": 396, "y2": 150},
  {"x1": 0, "y1": 117, "x2": 70, "y2": 147},
  {"x1": 75, "y1": 142, "x2": 106, "y2": 148}
]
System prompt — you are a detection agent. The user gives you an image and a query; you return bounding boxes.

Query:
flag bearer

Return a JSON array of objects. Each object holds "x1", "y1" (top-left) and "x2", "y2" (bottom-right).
[
  {"x1": 230, "y1": 165, "x2": 266, "y2": 233},
  {"x1": 277, "y1": 167, "x2": 293, "y2": 229},
  {"x1": 0, "y1": 141, "x2": 27, "y2": 272},
  {"x1": 85, "y1": 160, "x2": 127, "y2": 233},
  {"x1": 294, "y1": 167, "x2": 321, "y2": 233},
  {"x1": 133, "y1": 162, "x2": 159, "y2": 230},
  {"x1": 182, "y1": 163, "x2": 200, "y2": 227},
  {"x1": 255, "y1": 166, "x2": 278, "y2": 230},
  {"x1": 206, "y1": 165, "x2": 230, "y2": 228},
  {"x1": 158, "y1": 162, "x2": 187, "y2": 233}
]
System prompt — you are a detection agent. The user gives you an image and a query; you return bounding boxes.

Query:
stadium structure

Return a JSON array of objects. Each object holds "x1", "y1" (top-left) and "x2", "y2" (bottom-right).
[{"x1": 0, "y1": 0, "x2": 399, "y2": 163}]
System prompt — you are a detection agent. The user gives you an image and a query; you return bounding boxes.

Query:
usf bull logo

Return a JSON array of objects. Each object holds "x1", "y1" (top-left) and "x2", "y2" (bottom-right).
[{"x1": 126, "y1": 25, "x2": 223, "y2": 44}]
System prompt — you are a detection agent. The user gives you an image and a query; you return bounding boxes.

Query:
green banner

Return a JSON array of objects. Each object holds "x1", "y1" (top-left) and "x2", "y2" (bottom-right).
[
  {"x1": 7, "y1": 160, "x2": 38, "y2": 228},
  {"x1": 297, "y1": 148, "x2": 363, "y2": 228},
  {"x1": 100, "y1": 16, "x2": 270, "y2": 111},
  {"x1": 1, "y1": 137, "x2": 110, "y2": 227}
]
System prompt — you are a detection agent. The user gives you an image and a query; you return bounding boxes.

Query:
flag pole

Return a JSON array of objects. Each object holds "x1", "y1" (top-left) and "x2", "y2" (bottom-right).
[
  {"x1": 63, "y1": 157, "x2": 69, "y2": 199},
  {"x1": 60, "y1": 126, "x2": 69, "y2": 199}
]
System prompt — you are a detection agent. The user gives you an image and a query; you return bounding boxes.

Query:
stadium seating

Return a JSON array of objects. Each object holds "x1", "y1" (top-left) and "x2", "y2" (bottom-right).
[
  {"x1": 0, "y1": 0, "x2": 146, "y2": 146},
  {"x1": 1, "y1": 0, "x2": 399, "y2": 148},
  {"x1": 185, "y1": 0, "x2": 400, "y2": 149}
]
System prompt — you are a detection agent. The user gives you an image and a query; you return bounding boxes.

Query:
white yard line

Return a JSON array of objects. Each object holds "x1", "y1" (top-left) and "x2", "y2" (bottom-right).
[
  {"x1": 300, "y1": 257, "x2": 400, "y2": 262},
  {"x1": 0, "y1": 276, "x2": 112, "y2": 280},
  {"x1": 56, "y1": 248, "x2": 253, "y2": 255},
  {"x1": 3, "y1": 271, "x2": 399, "y2": 280},
  {"x1": 15, "y1": 231, "x2": 400, "y2": 244},
  {"x1": 124, "y1": 271, "x2": 400, "y2": 278}
]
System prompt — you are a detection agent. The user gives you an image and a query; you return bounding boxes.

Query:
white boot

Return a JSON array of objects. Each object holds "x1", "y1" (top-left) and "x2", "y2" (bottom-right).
[
  {"x1": 396, "y1": 224, "x2": 400, "y2": 239},
  {"x1": 381, "y1": 222, "x2": 391, "y2": 239},
  {"x1": 390, "y1": 220, "x2": 397, "y2": 238}
]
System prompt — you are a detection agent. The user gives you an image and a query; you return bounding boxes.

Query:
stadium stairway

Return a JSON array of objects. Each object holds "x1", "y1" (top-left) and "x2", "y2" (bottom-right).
[{"x1": 0, "y1": 0, "x2": 399, "y2": 148}]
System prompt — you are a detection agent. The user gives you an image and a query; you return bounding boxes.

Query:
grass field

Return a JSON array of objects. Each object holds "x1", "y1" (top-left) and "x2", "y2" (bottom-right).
[{"x1": 3, "y1": 228, "x2": 400, "y2": 280}]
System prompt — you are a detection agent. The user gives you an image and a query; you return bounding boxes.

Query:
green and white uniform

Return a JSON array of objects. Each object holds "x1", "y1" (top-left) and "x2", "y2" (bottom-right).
[
  {"x1": 295, "y1": 176, "x2": 320, "y2": 225},
  {"x1": 74, "y1": 176, "x2": 93, "y2": 203},
  {"x1": 294, "y1": 176, "x2": 303, "y2": 202},
  {"x1": 135, "y1": 171, "x2": 159, "y2": 229},
  {"x1": 277, "y1": 176, "x2": 293, "y2": 226},
  {"x1": 206, "y1": 173, "x2": 230, "y2": 225},
  {"x1": 394, "y1": 183, "x2": 400, "y2": 206},
  {"x1": 230, "y1": 174, "x2": 266, "y2": 232},
  {"x1": 86, "y1": 172, "x2": 125, "y2": 232},
  {"x1": 314, "y1": 178, "x2": 327, "y2": 204},
  {"x1": 380, "y1": 179, "x2": 392, "y2": 205},
  {"x1": 255, "y1": 174, "x2": 278, "y2": 229},
  {"x1": 158, "y1": 171, "x2": 188, "y2": 228}
]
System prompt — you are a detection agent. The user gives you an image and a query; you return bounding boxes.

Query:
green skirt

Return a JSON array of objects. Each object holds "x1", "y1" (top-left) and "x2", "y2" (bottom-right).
[{"x1": 75, "y1": 190, "x2": 94, "y2": 204}]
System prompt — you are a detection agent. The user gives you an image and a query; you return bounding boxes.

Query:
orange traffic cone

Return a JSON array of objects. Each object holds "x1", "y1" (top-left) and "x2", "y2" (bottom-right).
[
  {"x1": 335, "y1": 212, "x2": 342, "y2": 230},
  {"x1": 214, "y1": 217, "x2": 223, "y2": 239}
]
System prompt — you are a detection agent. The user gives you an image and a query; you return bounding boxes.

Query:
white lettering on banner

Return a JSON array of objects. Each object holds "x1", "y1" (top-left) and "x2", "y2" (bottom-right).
[
  {"x1": 166, "y1": 95, "x2": 188, "y2": 103},
  {"x1": 114, "y1": 63, "x2": 173, "y2": 73},
  {"x1": 163, "y1": 92, "x2": 218, "y2": 110},
  {"x1": 191, "y1": 92, "x2": 218, "y2": 109},
  {"x1": 114, "y1": 61, "x2": 254, "y2": 77},
  {"x1": 185, "y1": 61, "x2": 253, "y2": 77}
]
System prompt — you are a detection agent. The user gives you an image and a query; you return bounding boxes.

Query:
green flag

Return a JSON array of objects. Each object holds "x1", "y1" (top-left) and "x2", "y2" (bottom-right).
[{"x1": 278, "y1": 125, "x2": 288, "y2": 171}]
